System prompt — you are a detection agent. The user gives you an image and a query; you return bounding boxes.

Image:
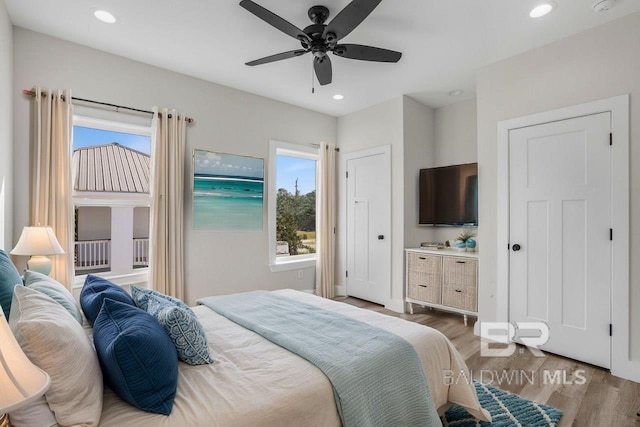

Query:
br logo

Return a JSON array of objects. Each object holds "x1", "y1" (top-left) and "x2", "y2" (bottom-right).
[{"x1": 479, "y1": 322, "x2": 550, "y2": 357}]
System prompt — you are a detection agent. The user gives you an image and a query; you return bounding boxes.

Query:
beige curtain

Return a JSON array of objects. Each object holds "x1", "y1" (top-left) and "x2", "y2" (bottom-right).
[
  {"x1": 30, "y1": 87, "x2": 74, "y2": 289},
  {"x1": 149, "y1": 109, "x2": 187, "y2": 299},
  {"x1": 315, "y1": 142, "x2": 337, "y2": 298}
]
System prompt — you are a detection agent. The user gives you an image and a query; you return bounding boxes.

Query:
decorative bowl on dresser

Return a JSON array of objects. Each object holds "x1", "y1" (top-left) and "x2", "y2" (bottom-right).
[{"x1": 405, "y1": 248, "x2": 478, "y2": 326}]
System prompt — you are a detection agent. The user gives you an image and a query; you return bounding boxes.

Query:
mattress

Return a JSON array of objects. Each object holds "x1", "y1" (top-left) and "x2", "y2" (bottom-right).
[{"x1": 98, "y1": 289, "x2": 489, "y2": 426}]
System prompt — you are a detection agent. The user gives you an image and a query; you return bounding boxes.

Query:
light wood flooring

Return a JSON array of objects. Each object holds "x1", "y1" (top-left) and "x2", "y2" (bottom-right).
[{"x1": 335, "y1": 296, "x2": 640, "y2": 426}]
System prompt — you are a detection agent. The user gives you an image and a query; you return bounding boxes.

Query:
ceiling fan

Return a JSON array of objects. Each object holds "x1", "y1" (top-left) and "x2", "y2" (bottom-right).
[{"x1": 239, "y1": 0, "x2": 402, "y2": 86}]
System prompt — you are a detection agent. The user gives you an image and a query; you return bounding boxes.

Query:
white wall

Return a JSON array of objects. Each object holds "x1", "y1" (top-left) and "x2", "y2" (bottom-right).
[
  {"x1": 476, "y1": 12, "x2": 640, "y2": 359},
  {"x1": 434, "y1": 99, "x2": 477, "y2": 166},
  {"x1": 336, "y1": 97, "x2": 405, "y2": 308},
  {"x1": 402, "y1": 96, "x2": 435, "y2": 249},
  {"x1": 430, "y1": 99, "x2": 478, "y2": 244},
  {"x1": 12, "y1": 28, "x2": 337, "y2": 304},
  {"x1": 0, "y1": 0, "x2": 12, "y2": 251}
]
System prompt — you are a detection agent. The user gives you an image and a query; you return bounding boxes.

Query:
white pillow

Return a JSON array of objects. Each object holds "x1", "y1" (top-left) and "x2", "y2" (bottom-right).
[
  {"x1": 9, "y1": 286, "x2": 103, "y2": 426},
  {"x1": 23, "y1": 270, "x2": 83, "y2": 324},
  {"x1": 8, "y1": 396, "x2": 57, "y2": 427}
]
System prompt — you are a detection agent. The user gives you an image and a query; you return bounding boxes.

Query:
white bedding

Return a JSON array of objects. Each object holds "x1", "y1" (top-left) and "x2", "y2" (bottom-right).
[{"x1": 98, "y1": 290, "x2": 489, "y2": 426}]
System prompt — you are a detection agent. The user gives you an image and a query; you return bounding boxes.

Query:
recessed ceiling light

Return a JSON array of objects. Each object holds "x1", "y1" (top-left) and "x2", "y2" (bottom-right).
[
  {"x1": 593, "y1": 0, "x2": 615, "y2": 12},
  {"x1": 529, "y1": 2, "x2": 556, "y2": 18},
  {"x1": 448, "y1": 90, "x2": 464, "y2": 96},
  {"x1": 333, "y1": 94, "x2": 344, "y2": 100},
  {"x1": 94, "y1": 10, "x2": 116, "y2": 24}
]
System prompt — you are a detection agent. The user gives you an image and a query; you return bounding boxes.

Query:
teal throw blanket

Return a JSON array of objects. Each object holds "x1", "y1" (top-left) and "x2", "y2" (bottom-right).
[{"x1": 198, "y1": 291, "x2": 441, "y2": 427}]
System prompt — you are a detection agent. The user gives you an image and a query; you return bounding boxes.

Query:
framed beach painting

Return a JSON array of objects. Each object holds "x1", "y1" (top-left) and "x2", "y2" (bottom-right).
[{"x1": 193, "y1": 149, "x2": 264, "y2": 230}]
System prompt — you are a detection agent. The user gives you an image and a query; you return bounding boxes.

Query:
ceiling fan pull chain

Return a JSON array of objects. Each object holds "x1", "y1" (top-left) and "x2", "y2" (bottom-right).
[{"x1": 311, "y1": 59, "x2": 315, "y2": 94}]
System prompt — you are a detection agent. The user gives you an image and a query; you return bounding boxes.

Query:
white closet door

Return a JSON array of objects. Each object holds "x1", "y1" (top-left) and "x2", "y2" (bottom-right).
[
  {"x1": 509, "y1": 112, "x2": 611, "y2": 368},
  {"x1": 346, "y1": 148, "x2": 391, "y2": 305}
]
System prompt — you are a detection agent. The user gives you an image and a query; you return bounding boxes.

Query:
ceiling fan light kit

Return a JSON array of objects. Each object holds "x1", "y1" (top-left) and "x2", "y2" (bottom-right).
[{"x1": 239, "y1": 0, "x2": 402, "y2": 87}]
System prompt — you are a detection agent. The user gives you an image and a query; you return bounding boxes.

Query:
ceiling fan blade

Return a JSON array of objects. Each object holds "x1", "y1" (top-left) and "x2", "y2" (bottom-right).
[
  {"x1": 314, "y1": 56, "x2": 333, "y2": 86},
  {"x1": 240, "y1": 0, "x2": 310, "y2": 42},
  {"x1": 325, "y1": 0, "x2": 382, "y2": 41},
  {"x1": 246, "y1": 50, "x2": 308, "y2": 66},
  {"x1": 334, "y1": 44, "x2": 402, "y2": 62}
]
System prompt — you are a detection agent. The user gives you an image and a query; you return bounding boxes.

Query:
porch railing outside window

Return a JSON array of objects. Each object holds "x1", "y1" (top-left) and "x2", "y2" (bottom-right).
[
  {"x1": 74, "y1": 240, "x2": 111, "y2": 272},
  {"x1": 133, "y1": 238, "x2": 150, "y2": 268},
  {"x1": 74, "y1": 238, "x2": 150, "y2": 273}
]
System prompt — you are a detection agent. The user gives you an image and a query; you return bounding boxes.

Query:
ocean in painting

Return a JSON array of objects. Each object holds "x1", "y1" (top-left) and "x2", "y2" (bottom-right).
[{"x1": 193, "y1": 175, "x2": 263, "y2": 230}]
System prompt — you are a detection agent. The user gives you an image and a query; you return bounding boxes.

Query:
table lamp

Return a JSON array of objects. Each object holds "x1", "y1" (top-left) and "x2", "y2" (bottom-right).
[
  {"x1": 0, "y1": 311, "x2": 51, "y2": 427},
  {"x1": 10, "y1": 226, "x2": 65, "y2": 276}
]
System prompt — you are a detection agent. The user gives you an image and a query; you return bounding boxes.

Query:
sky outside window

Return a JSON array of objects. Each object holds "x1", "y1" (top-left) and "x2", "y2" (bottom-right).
[
  {"x1": 73, "y1": 126, "x2": 151, "y2": 154},
  {"x1": 276, "y1": 155, "x2": 316, "y2": 194}
]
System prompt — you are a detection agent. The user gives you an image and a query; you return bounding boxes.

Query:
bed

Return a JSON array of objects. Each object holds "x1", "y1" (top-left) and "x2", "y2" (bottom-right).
[
  {"x1": 1, "y1": 247, "x2": 489, "y2": 427},
  {"x1": 97, "y1": 289, "x2": 490, "y2": 426}
]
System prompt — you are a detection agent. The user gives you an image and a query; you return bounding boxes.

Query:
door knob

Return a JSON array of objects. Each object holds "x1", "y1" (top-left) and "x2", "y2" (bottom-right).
[
  {"x1": 512, "y1": 244, "x2": 521, "y2": 251},
  {"x1": 378, "y1": 235, "x2": 384, "y2": 240}
]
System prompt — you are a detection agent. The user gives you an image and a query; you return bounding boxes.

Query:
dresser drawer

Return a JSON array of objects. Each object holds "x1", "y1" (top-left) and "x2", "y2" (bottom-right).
[
  {"x1": 407, "y1": 252, "x2": 441, "y2": 304},
  {"x1": 441, "y1": 256, "x2": 477, "y2": 311}
]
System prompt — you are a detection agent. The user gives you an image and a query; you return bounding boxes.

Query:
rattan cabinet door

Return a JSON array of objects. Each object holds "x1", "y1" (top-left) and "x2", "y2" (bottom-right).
[
  {"x1": 407, "y1": 252, "x2": 441, "y2": 304},
  {"x1": 442, "y1": 257, "x2": 477, "y2": 311}
]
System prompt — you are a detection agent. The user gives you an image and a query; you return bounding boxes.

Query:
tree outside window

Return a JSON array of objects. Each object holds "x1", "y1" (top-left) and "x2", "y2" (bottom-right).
[{"x1": 275, "y1": 155, "x2": 316, "y2": 258}]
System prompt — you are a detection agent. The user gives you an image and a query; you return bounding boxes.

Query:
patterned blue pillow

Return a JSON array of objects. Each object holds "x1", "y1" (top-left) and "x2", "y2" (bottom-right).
[
  {"x1": 0, "y1": 249, "x2": 22, "y2": 319},
  {"x1": 147, "y1": 296, "x2": 214, "y2": 366},
  {"x1": 131, "y1": 286, "x2": 190, "y2": 312},
  {"x1": 80, "y1": 275, "x2": 135, "y2": 326},
  {"x1": 93, "y1": 298, "x2": 178, "y2": 415}
]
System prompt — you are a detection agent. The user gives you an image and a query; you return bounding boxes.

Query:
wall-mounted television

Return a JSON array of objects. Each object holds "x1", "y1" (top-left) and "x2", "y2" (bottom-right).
[{"x1": 419, "y1": 163, "x2": 478, "y2": 226}]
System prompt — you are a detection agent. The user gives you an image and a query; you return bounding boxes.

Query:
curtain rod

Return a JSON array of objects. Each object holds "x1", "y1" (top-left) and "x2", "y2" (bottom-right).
[
  {"x1": 22, "y1": 89, "x2": 194, "y2": 124},
  {"x1": 309, "y1": 142, "x2": 340, "y2": 152}
]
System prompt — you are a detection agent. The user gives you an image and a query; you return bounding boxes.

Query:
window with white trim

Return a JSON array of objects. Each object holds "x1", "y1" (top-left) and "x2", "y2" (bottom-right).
[
  {"x1": 72, "y1": 115, "x2": 152, "y2": 278},
  {"x1": 268, "y1": 141, "x2": 318, "y2": 271}
]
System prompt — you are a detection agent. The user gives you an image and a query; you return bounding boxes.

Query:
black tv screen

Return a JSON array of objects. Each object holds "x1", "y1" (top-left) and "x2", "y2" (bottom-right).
[{"x1": 419, "y1": 163, "x2": 478, "y2": 226}]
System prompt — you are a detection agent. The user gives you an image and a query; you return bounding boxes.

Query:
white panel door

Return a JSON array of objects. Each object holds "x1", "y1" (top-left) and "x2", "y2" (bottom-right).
[
  {"x1": 346, "y1": 149, "x2": 391, "y2": 305},
  {"x1": 509, "y1": 112, "x2": 611, "y2": 368}
]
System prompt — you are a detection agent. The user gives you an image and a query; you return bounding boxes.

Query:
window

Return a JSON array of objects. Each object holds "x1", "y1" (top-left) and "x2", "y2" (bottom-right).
[
  {"x1": 72, "y1": 115, "x2": 152, "y2": 279},
  {"x1": 268, "y1": 141, "x2": 318, "y2": 271}
]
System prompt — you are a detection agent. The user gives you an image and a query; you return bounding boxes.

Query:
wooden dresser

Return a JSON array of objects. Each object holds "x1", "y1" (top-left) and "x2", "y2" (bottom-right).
[{"x1": 405, "y1": 248, "x2": 478, "y2": 325}]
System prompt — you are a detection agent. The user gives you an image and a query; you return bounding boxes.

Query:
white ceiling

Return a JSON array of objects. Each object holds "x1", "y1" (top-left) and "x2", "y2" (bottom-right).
[{"x1": 6, "y1": 0, "x2": 640, "y2": 117}]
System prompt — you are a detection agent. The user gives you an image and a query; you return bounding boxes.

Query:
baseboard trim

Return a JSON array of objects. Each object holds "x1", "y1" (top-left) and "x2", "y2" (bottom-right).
[
  {"x1": 334, "y1": 284, "x2": 346, "y2": 296},
  {"x1": 385, "y1": 298, "x2": 405, "y2": 314}
]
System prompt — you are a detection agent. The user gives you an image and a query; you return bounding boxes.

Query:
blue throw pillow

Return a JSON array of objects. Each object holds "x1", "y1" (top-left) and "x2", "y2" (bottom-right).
[
  {"x1": 0, "y1": 249, "x2": 23, "y2": 319},
  {"x1": 131, "y1": 286, "x2": 190, "y2": 312},
  {"x1": 147, "y1": 296, "x2": 214, "y2": 366},
  {"x1": 79, "y1": 275, "x2": 135, "y2": 326},
  {"x1": 93, "y1": 298, "x2": 178, "y2": 415},
  {"x1": 23, "y1": 270, "x2": 83, "y2": 324}
]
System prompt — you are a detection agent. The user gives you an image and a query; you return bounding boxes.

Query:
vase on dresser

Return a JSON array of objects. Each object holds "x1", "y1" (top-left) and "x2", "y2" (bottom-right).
[{"x1": 465, "y1": 238, "x2": 476, "y2": 252}]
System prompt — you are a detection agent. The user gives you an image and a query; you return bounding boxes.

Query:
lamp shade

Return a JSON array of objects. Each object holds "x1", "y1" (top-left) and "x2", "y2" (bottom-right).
[
  {"x1": 0, "y1": 311, "x2": 51, "y2": 413},
  {"x1": 10, "y1": 226, "x2": 65, "y2": 256}
]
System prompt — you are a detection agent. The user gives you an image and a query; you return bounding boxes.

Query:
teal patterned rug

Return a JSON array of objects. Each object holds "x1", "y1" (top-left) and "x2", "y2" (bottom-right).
[{"x1": 443, "y1": 380, "x2": 563, "y2": 427}]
